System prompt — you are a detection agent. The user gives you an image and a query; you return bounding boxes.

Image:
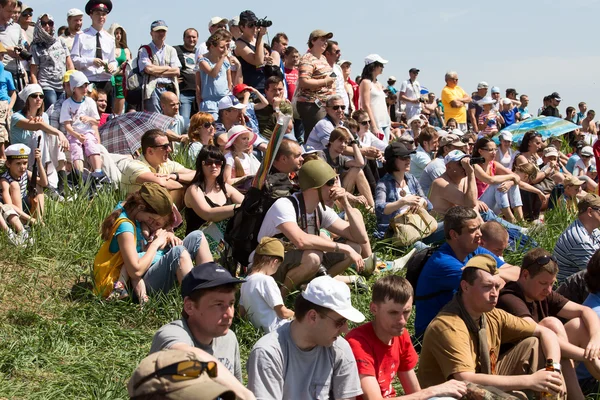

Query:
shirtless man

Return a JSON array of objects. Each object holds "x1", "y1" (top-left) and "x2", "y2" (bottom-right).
[{"x1": 428, "y1": 150, "x2": 478, "y2": 216}]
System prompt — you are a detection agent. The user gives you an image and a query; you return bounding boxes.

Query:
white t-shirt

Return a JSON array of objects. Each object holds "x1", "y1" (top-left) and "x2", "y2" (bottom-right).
[
  {"x1": 399, "y1": 79, "x2": 422, "y2": 117},
  {"x1": 257, "y1": 193, "x2": 339, "y2": 241},
  {"x1": 333, "y1": 64, "x2": 349, "y2": 110},
  {"x1": 497, "y1": 148, "x2": 517, "y2": 169},
  {"x1": 225, "y1": 151, "x2": 261, "y2": 177},
  {"x1": 574, "y1": 159, "x2": 593, "y2": 177},
  {"x1": 357, "y1": 130, "x2": 387, "y2": 151},
  {"x1": 59, "y1": 96, "x2": 100, "y2": 136},
  {"x1": 239, "y1": 273, "x2": 288, "y2": 333}
]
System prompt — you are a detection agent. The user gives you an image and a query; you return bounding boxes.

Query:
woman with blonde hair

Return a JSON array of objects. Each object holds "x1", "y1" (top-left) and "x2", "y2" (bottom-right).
[{"x1": 186, "y1": 112, "x2": 215, "y2": 163}]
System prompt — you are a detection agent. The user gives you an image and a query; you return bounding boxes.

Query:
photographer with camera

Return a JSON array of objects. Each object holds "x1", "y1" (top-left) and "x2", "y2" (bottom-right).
[
  {"x1": 398, "y1": 67, "x2": 423, "y2": 120},
  {"x1": 0, "y1": 0, "x2": 31, "y2": 93},
  {"x1": 234, "y1": 10, "x2": 269, "y2": 94}
]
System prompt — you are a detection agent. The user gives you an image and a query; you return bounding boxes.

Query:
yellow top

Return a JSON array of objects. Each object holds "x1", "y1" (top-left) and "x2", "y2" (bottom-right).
[{"x1": 441, "y1": 85, "x2": 468, "y2": 124}]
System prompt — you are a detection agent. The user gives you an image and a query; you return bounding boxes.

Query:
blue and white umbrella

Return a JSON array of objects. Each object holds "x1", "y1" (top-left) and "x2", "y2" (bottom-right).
[{"x1": 503, "y1": 116, "x2": 580, "y2": 143}]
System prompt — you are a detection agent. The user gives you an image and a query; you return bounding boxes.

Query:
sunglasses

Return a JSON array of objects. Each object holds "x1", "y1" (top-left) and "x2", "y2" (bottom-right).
[
  {"x1": 482, "y1": 148, "x2": 497, "y2": 152},
  {"x1": 41, "y1": 20, "x2": 54, "y2": 27},
  {"x1": 322, "y1": 313, "x2": 347, "y2": 329},
  {"x1": 325, "y1": 177, "x2": 337, "y2": 187},
  {"x1": 582, "y1": 155, "x2": 592, "y2": 158},
  {"x1": 526, "y1": 255, "x2": 557, "y2": 268},
  {"x1": 152, "y1": 143, "x2": 171, "y2": 150},
  {"x1": 202, "y1": 122, "x2": 216, "y2": 129},
  {"x1": 21, "y1": 11, "x2": 33, "y2": 17},
  {"x1": 330, "y1": 105, "x2": 346, "y2": 111},
  {"x1": 202, "y1": 159, "x2": 223, "y2": 167},
  {"x1": 133, "y1": 360, "x2": 217, "y2": 390},
  {"x1": 359, "y1": 120, "x2": 370, "y2": 126},
  {"x1": 30, "y1": 94, "x2": 45, "y2": 99}
]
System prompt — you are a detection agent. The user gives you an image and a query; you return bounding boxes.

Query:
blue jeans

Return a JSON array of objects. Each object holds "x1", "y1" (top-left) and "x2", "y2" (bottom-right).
[
  {"x1": 479, "y1": 184, "x2": 523, "y2": 212},
  {"x1": 144, "y1": 86, "x2": 168, "y2": 113},
  {"x1": 142, "y1": 230, "x2": 204, "y2": 294},
  {"x1": 480, "y1": 209, "x2": 524, "y2": 232},
  {"x1": 43, "y1": 88, "x2": 62, "y2": 109},
  {"x1": 179, "y1": 90, "x2": 196, "y2": 130}
]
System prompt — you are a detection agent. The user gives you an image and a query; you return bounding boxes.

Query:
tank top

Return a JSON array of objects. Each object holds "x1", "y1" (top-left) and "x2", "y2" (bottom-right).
[
  {"x1": 0, "y1": 170, "x2": 28, "y2": 203},
  {"x1": 368, "y1": 80, "x2": 391, "y2": 129},
  {"x1": 476, "y1": 161, "x2": 496, "y2": 198},
  {"x1": 235, "y1": 38, "x2": 265, "y2": 92},
  {"x1": 185, "y1": 183, "x2": 233, "y2": 235}
]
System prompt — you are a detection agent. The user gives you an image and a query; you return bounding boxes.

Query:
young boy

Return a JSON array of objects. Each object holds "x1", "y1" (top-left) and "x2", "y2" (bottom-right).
[
  {"x1": 0, "y1": 43, "x2": 16, "y2": 165},
  {"x1": 59, "y1": 70, "x2": 105, "y2": 181},
  {"x1": 480, "y1": 220, "x2": 509, "y2": 260},
  {"x1": 346, "y1": 275, "x2": 467, "y2": 399},
  {"x1": 0, "y1": 144, "x2": 48, "y2": 222},
  {"x1": 239, "y1": 237, "x2": 294, "y2": 333}
]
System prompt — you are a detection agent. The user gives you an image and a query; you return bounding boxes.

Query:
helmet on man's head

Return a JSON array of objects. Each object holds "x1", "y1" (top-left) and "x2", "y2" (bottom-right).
[{"x1": 298, "y1": 159, "x2": 337, "y2": 191}]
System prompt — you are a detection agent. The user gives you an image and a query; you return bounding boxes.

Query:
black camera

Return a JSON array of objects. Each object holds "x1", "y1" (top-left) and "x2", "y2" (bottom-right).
[
  {"x1": 14, "y1": 46, "x2": 32, "y2": 61},
  {"x1": 470, "y1": 157, "x2": 485, "y2": 165},
  {"x1": 255, "y1": 17, "x2": 272, "y2": 28}
]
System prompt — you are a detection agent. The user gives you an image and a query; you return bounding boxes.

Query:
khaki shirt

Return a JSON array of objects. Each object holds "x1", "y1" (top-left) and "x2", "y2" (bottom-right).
[
  {"x1": 120, "y1": 155, "x2": 184, "y2": 194},
  {"x1": 417, "y1": 307, "x2": 535, "y2": 388}
]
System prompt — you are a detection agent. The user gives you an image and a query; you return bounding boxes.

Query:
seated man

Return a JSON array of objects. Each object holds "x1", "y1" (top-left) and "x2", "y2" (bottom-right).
[
  {"x1": 557, "y1": 175, "x2": 585, "y2": 212},
  {"x1": 304, "y1": 94, "x2": 346, "y2": 151},
  {"x1": 347, "y1": 275, "x2": 467, "y2": 399},
  {"x1": 160, "y1": 91, "x2": 186, "y2": 139},
  {"x1": 554, "y1": 193, "x2": 600, "y2": 283},
  {"x1": 497, "y1": 247, "x2": 600, "y2": 399},
  {"x1": 414, "y1": 206, "x2": 520, "y2": 338},
  {"x1": 418, "y1": 133, "x2": 468, "y2": 196},
  {"x1": 150, "y1": 262, "x2": 251, "y2": 397},
  {"x1": 120, "y1": 129, "x2": 195, "y2": 207},
  {"x1": 247, "y1": 276, "x2": 364, "y2": 400},
  {"x1": 418, "y1": 255, "x2": 565, "y2": 397},
  {"x1": 480, "y1": 220, "x2": 509, "y2": 259},
  {"x1": 254, "y1": 75, "x2": 293, "y2": 140},
  {"x1": 255, "y1": 159, "x2": 369, "y2": 297}
]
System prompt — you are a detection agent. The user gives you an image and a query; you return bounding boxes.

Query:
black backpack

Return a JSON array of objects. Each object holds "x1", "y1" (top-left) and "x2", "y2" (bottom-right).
[
  {"x1": 404, "y1": 245, "x2": 453, "y2": 301},
  {"x1": 224, "y1": 173, "x2": 297, "y2": 269}
]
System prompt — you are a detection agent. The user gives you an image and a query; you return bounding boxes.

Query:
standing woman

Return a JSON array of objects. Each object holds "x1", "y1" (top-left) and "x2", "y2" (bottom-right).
[
  {"x1": 296, "y1": 29, "x2": 336, "y2": 140},
  {"x1": 359, "y1": 54, "x2": 391, "y2": 143},
  {"x1": 197, "y1": 29, "x2": 232, "y2": 118},
  {"x1": 233, "y1": 10, "x2": 266, "y2": 93},
  {"x1": 107, "y1": 23, "x2": 130, "y2": 115},
  {"x1": 30, "y1": 14, "x2": 74, "y2": 109},
  {"x1": 70, "y1": 0, "x2": 117, "y2": 113}
]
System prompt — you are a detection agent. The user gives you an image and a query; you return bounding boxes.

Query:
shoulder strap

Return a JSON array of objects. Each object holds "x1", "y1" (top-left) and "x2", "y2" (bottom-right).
[{"x1": 111, "y1": 217, "x2": 136, "y2": 239}]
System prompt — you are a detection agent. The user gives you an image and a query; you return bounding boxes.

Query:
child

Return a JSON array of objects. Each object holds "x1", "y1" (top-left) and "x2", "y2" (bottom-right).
[
  {"x1": 0, "y1": 44, "x2": 16, "y2": 165},
  {"x1": 223, "y1": 125, "x2": 260, "y2": 185},
  {"x1": 233, "y1": 83, "x2": 268, "y2": 136},
  {"x1": 480, "y1": 220, "x2": 509, "y2": 260},
  {"x1": 0, "y1": 202, "x2": 35, "y2": 245},
  {"x1": 0, "y1": 144, "x2": 48, "y2": 221},
  {"x1": 59, "y1": 70, "x2": 105, "y2": 181},
  {"x1": 239, "y1": 237, "x2": 294, "y2": 332}
]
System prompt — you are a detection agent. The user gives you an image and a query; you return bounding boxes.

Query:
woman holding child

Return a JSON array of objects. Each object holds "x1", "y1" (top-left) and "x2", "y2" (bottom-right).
[{"x1": 93, "y1": 182, "x2": 212, "y2": 302}]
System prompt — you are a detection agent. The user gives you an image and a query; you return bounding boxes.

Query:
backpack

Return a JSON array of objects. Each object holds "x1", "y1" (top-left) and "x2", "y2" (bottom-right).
[
  {"x1": 122, "y1": 45, "x2": 152, "y2": 107},
  {"x1": 224, "y1": 173, "x2": 297, "y2": 269},
  {"x1": 404, "y1": 246, "x2": 454, "y2": 301}
]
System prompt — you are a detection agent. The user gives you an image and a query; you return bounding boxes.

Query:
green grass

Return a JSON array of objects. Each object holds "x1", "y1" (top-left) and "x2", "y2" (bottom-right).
[{"x1": 0, "y1": 187, "x2": 589, "y2": 399}]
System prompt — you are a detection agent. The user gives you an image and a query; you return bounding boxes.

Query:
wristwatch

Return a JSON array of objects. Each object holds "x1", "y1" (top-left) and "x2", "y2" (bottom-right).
[
  {"x1": 349, "y1": 139, "x2": 359, "y2": 146},
  {"x1": 172, "y1": 172, "x2": 180, "y2": 182}
]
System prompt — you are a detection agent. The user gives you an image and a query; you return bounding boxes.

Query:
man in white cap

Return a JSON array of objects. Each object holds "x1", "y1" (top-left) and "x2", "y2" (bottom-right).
[
  {"x1": 195, "y1": 16, "x2": 228, "y2": 58},
  {"x1": 60, "y1": 8, "x2": 83, "y2": 51},
  {"x1": 247, "y1": 275, "x2": 364, "y2": 400},
  {"x1": 16, "y1": 4, "x2": 32, "y2": 44},
  {"x1": 419, "y1": 134, "x2": 468, "y2": 195},
  {"x1": 499, "y1": 98, "x2": 520, "y2": 128},
  {"x1": 399, "y1": 67, "x2": 422, "y2": 120},
  {"x1": 468, "y1": 81, "x2": 488, "y2": 133}
]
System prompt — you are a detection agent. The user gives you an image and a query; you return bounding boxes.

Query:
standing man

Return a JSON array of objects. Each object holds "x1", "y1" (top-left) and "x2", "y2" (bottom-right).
[
  {"x1": 468, "y1": 81, "x2": 488, "y2": 133},
  {"x1": 0, "y1": 0, "x2": 29, "y2": 91},
  {"x1": 542, "y1": 92, "x2": 561, "y2": 118},
  {"x1": 174, "y1": 28, "x2": 198, "y2": 129},
  {"x1": 60, "y1": 8, "x2": 83, "y2": 51},
  {"x1": 138, "y1": 20, "x2": 181, "y2": 113},
  {"x1": 340, "y1": 59, "x2": 358, "y2": 113},
  {"x1": 347, "y1": 275, "x2": 467, "y2": 399},
  {"x1": 399, "y1": 68, "x2": 422, "y2": 120},
  {"x1": 518, "y1": 94, "x2": 531, "y2": 120},
  {"x1": 441, "y1": 71, "x2": 471, "y2": 131},
  {"x1": 247, "y1": 275, "x2": 365, "y2": 400},
  {"x1": 490, "y1": 86, "x2": 501, "y2": 110},
  {"x1": 324, "y1": 40, "x2": 349, "y2": 112},
  {"x1": 195, "y1": 16, "x2": 228, "y2": 58},
  {"x1": 577, "y1": 102, "x2": 588, "y2": 125},
  {"x1": 71, "y1": 0, "x2": 117, "y2": 112},
  {"x1": 16, "y1": 3, "x2": 31, "y2": 44}
]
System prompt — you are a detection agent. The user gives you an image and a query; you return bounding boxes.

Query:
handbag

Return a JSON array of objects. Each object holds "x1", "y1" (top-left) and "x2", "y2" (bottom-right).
[
  {"x1": 388, "y1": 207, "x2": 437, "y2": 247},
  {"x1": 92, "y1": 217, "x2": 135, "y2": 298}
]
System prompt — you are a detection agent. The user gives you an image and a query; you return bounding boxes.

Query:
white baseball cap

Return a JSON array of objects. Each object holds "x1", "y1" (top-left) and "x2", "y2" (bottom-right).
[
  {"x1": 444, "y1": 150, "x2": 469, "y2": 165},
  {"x1": 501, "y1": 98, "x2": 512, "y2": 105},
  {"x1": 218, "y1": 95, "x2": 245, "y2": 111},
  {"x1": 499, "y1": 131, "x2": 513, "y2": 141},
  {"x1": 208, "y1": 16, "x2": 228, "y2": 29},
  {"x1": 364, "y1": 54, "x2": 388, "y2": 66},
  {"x1": 477, "y1": 81, "x2": 489, "y2": 89},
  {"x1": 67, "y1": 8, "x2": 84, "y2": 17},
  {"x1": 581, "y1": 146, "x2": 594, "y2": 157},
  {"x1": 543, "y1": 146, "x2": 559, "y2": 158},
  {"x1": 451, "y1": 128, "x2": 464, "y2": 137},
  {"x1": 69, "y1": 70, "x2": 89, "y2": 90},
  {"x1": 491, "y1": 86, "x2": 501, "y2": 94},
  {"x1": 388, "y1": 75, "x2": 397, "y2": 81},
  {"x1": 302, "y1": 276, "x2": 365, "y2": 323}
]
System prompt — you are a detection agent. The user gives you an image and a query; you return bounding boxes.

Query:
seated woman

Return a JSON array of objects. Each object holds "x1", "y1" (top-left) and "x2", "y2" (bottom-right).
[
  {"x1": 184, "y1": 146, "x2": 243, "y2": 251},
  {"x1": 94, "y1": 182, "x2": 212, "y2": 300},
  {"x1": 472, "y1": 137, "x2": 523, "y2": 222},
  {"x1": 375, "y1": 141, "x2": 440, "y2": 242},
  {"x1": 324, "y1": 126, "x2": 372, "y2": 208},
  {"x1": 185, "y1": 112, "x2": 216, "y2": 164},
  {"x1": 223, "y1": 125, "x2": 260, "y2": 186}
]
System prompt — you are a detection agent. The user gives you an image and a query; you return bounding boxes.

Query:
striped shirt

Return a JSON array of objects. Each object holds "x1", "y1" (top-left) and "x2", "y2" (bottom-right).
[
  {"x1": 554, "y1": 219, "x2": 600, "y2": 282},
  {"x1": 0, "y1": 170, "x2": 27, "y2": 203}
]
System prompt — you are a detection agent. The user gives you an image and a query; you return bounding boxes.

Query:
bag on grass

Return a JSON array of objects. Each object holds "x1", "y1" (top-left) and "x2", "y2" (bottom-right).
[
  {"x1": 92, "y1": 217, "x2": 135, "y2": 298},
  {"x1": 388, "y1": 207, "x2": 437, "y2": 247}
]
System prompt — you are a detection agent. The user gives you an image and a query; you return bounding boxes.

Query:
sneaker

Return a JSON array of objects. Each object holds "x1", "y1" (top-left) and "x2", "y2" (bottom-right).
[
  {"x1": 315, "y1": 265, "x2": 329, "y2": 277},
  {"x1": 107, "y1": 281, "x2": 129, "y2": 301},
  {"x1": 353, "y1": 276, "x2": 369, "y2": 293}
]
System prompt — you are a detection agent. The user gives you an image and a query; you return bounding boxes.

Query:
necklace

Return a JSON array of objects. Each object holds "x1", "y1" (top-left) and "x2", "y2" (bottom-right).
[{"x1": 394, "y1": 177, "x2": 406, "y2": 197}]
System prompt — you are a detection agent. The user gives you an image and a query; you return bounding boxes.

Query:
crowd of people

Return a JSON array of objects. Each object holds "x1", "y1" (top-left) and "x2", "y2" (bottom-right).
[{"x1": 3, "y1": 0, "x2": 600, "y2": 398}]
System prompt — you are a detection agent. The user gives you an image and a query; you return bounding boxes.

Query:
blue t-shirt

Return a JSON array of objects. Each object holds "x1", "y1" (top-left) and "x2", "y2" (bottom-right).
[
  {"x1": 108, "y1": 205, "x2": 164, "y2": 265},
  {"x1": 0, "y1": 68, "x2": 15, "y2": 101},
  {"x1": 500, "y1": 107, "x2": 518, "y2": 127},
  {"x1": 566, "y1": 153, "x2": 580, "y2": 174},
  {"x1": 577, "y1": 292, "x2": 600, "y2": 380},
  {"x1": 414, "y1": 243, "x2": 505, "y2": 336}
]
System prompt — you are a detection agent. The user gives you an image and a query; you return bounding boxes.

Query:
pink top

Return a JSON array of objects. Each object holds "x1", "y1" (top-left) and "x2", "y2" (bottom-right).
[{"x1": 477, "y1": 161, "x2": 496, "y2": 198}]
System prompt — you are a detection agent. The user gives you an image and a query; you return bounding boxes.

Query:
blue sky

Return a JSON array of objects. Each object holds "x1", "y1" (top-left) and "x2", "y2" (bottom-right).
[{"x1": 29, "y1": 0, "x2": 600, "y2": 115}]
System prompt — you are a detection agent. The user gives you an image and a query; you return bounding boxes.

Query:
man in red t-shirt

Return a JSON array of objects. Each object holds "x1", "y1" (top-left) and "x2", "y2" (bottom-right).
[
  {"x1": 283, "y1": 46, "x2": 299, "y2": 102},
  {"x1": 346, "y1": 275, "x2": 467, "y2": 399}
]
